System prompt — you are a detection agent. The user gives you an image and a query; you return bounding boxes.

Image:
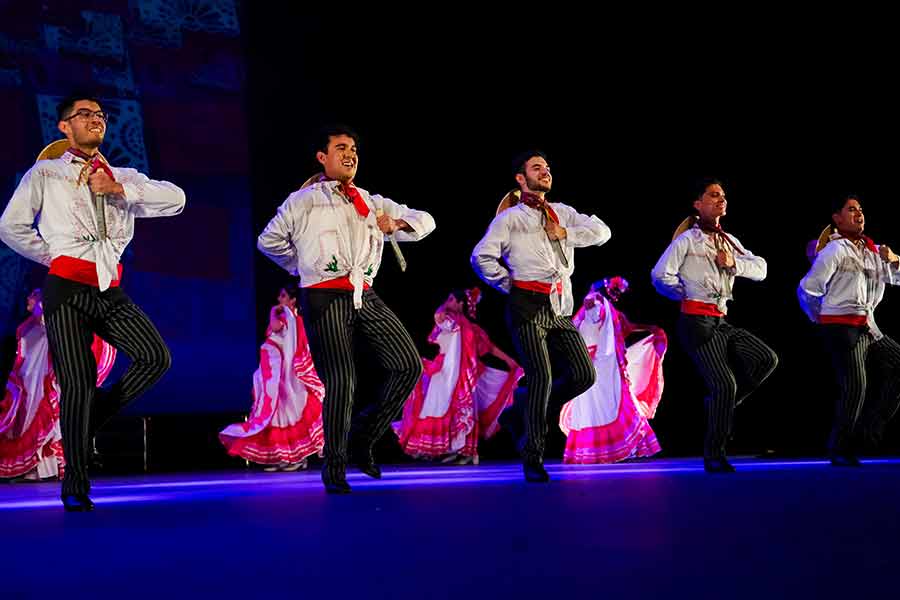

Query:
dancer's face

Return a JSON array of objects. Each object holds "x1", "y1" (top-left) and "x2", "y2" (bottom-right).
[
  {"x1": 584, "y1": 289, "x2": 603, "y2": 310},
  {"x1": 445, "y1": 293, "x2": 462, "y2": 313},
  {"x1": 693, "y1": 184, "x2": 727, "y2": 221},
  {"x1": 317, "y1": 134, "x2": 358, "y2": 183},
  {"x1": 833, "y1": 198, "x2": 865, "y2": 236},
  {"x1": 58, "y1": 100, "x2": 106, "y2": 151},
  {"x1": 278, "y1": 289, "x2": 296, "y2": 309},
  {"x1": 516, "y1": 156, "x2": 552, "y2": 194}
]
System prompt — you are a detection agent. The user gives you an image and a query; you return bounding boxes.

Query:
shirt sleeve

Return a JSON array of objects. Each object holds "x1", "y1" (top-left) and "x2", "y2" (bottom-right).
[
  {"x1": 555, "y1": 203, "x2": 612, "y2": 248},
  {"x1": 797, "y1": 243, "x2": 840, "y2": 322},
  {"x1": 650, "y1": 235, "x2": 689, "y2": 301},
  {"x1": 257, "y1": 191, "x2": 307, "y2": 275},
  {"x1": 116, "y1": 169, "x2": 186, "y2": 218},
  {"x1": 471, "y1": 213, "x2": 512, "y2": 294},
  {"x1": 369, "y1": 194, "x2": 436, "y2": 242},
  {"x1": 730, "y1": 235, "x2": 767, "y2": 281},
  {"x1": 0, "y1": 166, "x2": 53, "y2": 266}
]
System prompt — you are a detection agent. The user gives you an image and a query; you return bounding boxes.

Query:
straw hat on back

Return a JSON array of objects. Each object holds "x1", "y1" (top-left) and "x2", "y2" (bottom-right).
[{"x1": 495, "y1": 189, "x2": 521, "y2": 216}]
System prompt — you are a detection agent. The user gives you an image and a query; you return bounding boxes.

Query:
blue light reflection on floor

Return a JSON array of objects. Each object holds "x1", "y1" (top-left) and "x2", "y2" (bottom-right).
[
  {"x1": 3, "y1": 457, "x2": 899, "y2": 511},
  {"x1": 3, "y1": 457, "x2": 900, "y2": 599}
]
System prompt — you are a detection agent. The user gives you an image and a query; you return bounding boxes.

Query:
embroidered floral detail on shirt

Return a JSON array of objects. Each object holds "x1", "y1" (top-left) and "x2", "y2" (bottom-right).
[
  {"x1": 365, "y1": 264, "x2": 373, "y2": 276},
  {"x1": 324, "y1": 255, "x2": 339, "y2": 273},
  {"x1": 35, "y1": 168, "x2": 75, "y2": 184}
]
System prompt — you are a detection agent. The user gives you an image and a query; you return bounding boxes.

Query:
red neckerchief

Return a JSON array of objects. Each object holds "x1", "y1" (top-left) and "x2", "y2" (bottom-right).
[
  {"x1": 842, "y1": 234, "x2": 878, "y2": 254},
  {"x1": 325, "y1": 176, "x2": 369, "y2": 218},
  {"x1": 520, "y1": 192, "x2": 559, "y2": 224},
  {"x1": 66, "y1": 147, "x2": 95, "y2": 161},
  {"x1": 697, "y1": 219, "x2": 745, "y2": 256},
  {"x1": 67, "y1": 147, "x2": 115, "y2": 182}
]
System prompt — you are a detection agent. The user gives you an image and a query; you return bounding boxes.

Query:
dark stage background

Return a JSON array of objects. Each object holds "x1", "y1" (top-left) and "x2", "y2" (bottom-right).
[
  {"x1": 3, "y1": 5, "x2": 900, "y2": 465},
  {"x1": 245, "y1": 10, "x2": 900, "y2": 459}
]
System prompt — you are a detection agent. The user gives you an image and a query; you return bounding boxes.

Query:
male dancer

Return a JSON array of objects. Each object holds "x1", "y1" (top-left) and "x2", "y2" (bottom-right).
[
  {"x1": 798, "y1": 194, "x2": 900, "y2": 466},
  {"x1": 257, "y1": 125, "x2": 435, "y2": 493},
  {"x1": 651, "y1": 178, "x2": 777, "y2": 473},
  {"x1": 471, "y1": 150, "x2": 610, "y2": 482},
  {"x1": 0, "y1": 94, "x2": 185, "y2": 510}
]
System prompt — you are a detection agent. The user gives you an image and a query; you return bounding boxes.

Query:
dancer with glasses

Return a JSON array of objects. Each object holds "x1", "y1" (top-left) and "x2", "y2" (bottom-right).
[{"x1": 0, "y1": 93, "x2": 185, "y2": 510}]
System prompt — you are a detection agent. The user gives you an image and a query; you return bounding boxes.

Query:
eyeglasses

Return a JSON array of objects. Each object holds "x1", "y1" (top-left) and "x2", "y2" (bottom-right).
[{"x1": 63, "y1": 109, "x2": 109, "y2": 123}]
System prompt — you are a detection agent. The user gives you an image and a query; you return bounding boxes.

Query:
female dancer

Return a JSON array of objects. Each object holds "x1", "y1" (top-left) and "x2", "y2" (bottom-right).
[
  {"x1": 394, "y1": 288, "x2": 522, "y2": 464},
  {"x1": 559, "y1": 277, "x2": 666, "y2": 463},
  {"x1": 220, "y1": 283, "x2": 325, "y2": 471}
]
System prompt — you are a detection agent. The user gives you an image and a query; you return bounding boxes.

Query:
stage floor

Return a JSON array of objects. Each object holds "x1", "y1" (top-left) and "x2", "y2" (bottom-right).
[{"x1": 2, "y1": 457, "x2": 898, "y2": 599}]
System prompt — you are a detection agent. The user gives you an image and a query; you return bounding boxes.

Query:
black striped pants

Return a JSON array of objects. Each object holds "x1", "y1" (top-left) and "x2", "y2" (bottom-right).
[
  {"x1": 818, "y1": 325, "x2": 900, "y2": 455},
  {"x1": 677, "y1": 314, "x2": 778, "y2": 459},
  {"x1": 300, "y1": 289, "x2": 422, "y2": 481},
  {"x1": 506, "y1": 290, "x2": 595, "y2": 463},
  {"x1": 45, "y1": 288, "x2": 171, "y2": 496}
]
